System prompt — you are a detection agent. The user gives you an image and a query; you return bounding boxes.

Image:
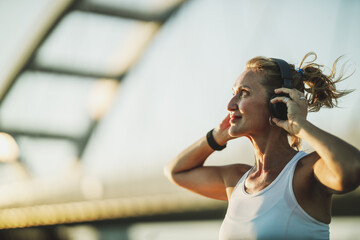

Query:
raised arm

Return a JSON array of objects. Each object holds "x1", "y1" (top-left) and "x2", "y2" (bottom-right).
[
  {"x1": 271, "y1": 88, "x2": 360, "y2": 193},
  {"x1": 297, "y1": 120, "x2": 360, "y2": 193},
  {"x1": 164, "y1": 114, "x2": 250, "y2": 200}
]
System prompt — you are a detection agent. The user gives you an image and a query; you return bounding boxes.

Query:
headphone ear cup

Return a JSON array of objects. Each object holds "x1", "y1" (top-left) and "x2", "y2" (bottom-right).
[{"x1": 268, "y1": 94, "x2": 288, "y2": 120}]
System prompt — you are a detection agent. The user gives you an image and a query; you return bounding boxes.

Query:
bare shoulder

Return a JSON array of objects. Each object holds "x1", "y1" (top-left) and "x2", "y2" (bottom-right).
[
  {"x1": 220, "y1": 163, "x2": 252, "y2": 186},
  {"x1": 220, "y1": 163, "x2": 252, "y2": 200},
  {"x1": 299, "y1": 151, "x2": 320, "y2": 166},
  {"x1": 297, "y1": 151, "x2": 320, "y2": 167}
]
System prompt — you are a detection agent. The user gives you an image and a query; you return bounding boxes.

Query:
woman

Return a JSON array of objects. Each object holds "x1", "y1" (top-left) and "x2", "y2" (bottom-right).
[{"x1": 164, "y1": 52, "x2": 360, "y2": 239}]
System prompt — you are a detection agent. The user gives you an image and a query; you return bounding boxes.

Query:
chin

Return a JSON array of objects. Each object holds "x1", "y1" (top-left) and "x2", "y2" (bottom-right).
[{"x1": 229, "y1": 125, "x2": 243, "y2": 137}]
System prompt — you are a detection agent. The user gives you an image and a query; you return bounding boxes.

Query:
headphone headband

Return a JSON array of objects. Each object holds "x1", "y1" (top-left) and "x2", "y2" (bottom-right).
[{"x1": 270, "y1": 58, "x2": 293, "y2": 88}]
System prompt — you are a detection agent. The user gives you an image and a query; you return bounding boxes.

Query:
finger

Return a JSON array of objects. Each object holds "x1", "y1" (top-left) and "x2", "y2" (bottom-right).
[
  {"x1": 298, "y1": 96, "x2": 307, "y2": 101},
  {"x1": 274, "y1": 88, "x2": 304, "y2": 100},
  {"x1": 272, "y1": 117, "x2": 287, "y2": 129},
  {"x1": 270, "y1": 96, "x2": 292, "y2": 105},
  {"x1": 220, "y1": 114, "x2": 231, "y2": 128}
]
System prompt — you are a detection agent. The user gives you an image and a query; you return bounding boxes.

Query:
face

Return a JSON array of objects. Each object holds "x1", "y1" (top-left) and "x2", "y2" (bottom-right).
[{"x1": 227, "y1": 70, "x2": 270, "y2": 137}]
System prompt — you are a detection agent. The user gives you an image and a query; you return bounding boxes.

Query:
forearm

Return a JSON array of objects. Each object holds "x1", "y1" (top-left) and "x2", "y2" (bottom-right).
[
  {"x1": 297, "y1": 120, "x2": 360, "y2": 185},
  {"x1": 164, "y1": 136, "x2": 214, "y2": 177},
  {"x1": 164, "y1": 114, "x2": 233, "y2": 180}
]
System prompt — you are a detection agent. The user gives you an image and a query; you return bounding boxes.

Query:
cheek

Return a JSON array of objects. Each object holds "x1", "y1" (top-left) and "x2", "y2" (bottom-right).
[{"x1": 239, "y1": 100, "x2": 268, "y2": 116}]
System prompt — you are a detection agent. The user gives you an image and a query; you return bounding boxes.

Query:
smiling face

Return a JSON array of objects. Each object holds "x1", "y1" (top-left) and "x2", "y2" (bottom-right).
[{"x1": 227, "y1": 70, "x2": 270, "y2": 137}]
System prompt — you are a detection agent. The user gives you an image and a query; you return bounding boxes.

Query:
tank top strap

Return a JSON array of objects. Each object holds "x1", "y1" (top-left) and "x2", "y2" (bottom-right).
[
  {"x1": 276, "y1": 151, "x2": 309, "y2": 187},
  {"x1": 233, "y1": 166, "x2": 254, "y2": 190},
  {"x1": 286, "y1": 151, "x2": 309, "y2": 173}
]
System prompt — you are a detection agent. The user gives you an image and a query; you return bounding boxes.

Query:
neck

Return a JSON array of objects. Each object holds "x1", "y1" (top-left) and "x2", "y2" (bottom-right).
[{"x1": 247, "y1": 129, "x2": 297, "y2": 174}]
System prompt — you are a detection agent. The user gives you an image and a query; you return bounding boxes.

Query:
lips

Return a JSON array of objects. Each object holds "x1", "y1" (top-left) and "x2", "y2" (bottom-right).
[{"x1": 229, "y1": 114, "x2": 241, "y2": 123}]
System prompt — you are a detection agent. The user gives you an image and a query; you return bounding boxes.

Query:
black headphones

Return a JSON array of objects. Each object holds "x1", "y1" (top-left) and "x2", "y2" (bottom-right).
[{"x1": 268, "y1": 58, "x2": 293, "y2": 120}]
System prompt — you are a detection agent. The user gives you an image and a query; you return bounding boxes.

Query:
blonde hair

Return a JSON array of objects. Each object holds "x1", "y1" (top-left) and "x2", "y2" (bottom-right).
[{"x1": 246, "y1": 52, "x2": 354, "y2": 150}]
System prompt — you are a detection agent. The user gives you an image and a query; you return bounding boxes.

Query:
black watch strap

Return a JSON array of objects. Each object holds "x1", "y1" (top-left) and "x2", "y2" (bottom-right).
[{"x1": 206, "y1": 129, "x2": 226, "y2": 151}]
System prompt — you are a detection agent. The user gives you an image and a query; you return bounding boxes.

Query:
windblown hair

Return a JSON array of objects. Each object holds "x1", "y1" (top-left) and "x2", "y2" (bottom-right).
[{"x1": 245, "y1": 52, "x2": 354, "y2": 150}]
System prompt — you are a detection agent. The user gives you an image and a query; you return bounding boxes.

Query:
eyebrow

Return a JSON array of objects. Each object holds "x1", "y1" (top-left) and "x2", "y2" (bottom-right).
[{"x1": 232, "y1": 85, "x2": 251, "y2": 92}]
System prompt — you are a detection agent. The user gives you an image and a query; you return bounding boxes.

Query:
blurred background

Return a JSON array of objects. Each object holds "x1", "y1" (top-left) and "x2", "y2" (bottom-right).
[{"x1": 0, "y1": 0, "x2": 359, "y2": 239}]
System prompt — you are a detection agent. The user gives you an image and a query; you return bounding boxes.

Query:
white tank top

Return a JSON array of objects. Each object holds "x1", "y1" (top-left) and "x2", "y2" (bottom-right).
[{"x1": 219, "y1": 151, "x2": 329, "y2": 240}]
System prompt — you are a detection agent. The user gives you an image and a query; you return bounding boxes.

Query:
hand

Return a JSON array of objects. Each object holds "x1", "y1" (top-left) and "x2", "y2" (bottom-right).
[
  {"x1": 213, "y1": 114, "x2": 236, "y2": 146},
  {"x1": 270, "y1": 88, "x2": 308, "y2": 136}
]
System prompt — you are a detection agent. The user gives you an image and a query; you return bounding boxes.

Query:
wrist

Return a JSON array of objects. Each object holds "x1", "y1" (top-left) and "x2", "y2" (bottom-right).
[
  {"x1": 207, "y1": 129, "x2": 227, "y2": 151},
  {"x1": 212, "y1": 127, "x2": 229, "y2": 146},
  {"x1": 294, "y1": 118, "x2": 312, "y2": 138}
]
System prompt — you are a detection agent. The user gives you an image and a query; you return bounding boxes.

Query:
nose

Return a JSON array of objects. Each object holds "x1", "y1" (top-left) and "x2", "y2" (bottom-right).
[{"x1": 227, "y1": 95, "x2": 238, "y2": 112}]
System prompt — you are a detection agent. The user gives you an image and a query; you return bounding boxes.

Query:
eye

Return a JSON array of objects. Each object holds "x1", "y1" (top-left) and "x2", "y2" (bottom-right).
[
  {"x1": 239, "y1": 89, "x2": 249, "y2": 97},
  {"x1": 232, "y1": 88, "x2": 250, "y2": 98}
]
